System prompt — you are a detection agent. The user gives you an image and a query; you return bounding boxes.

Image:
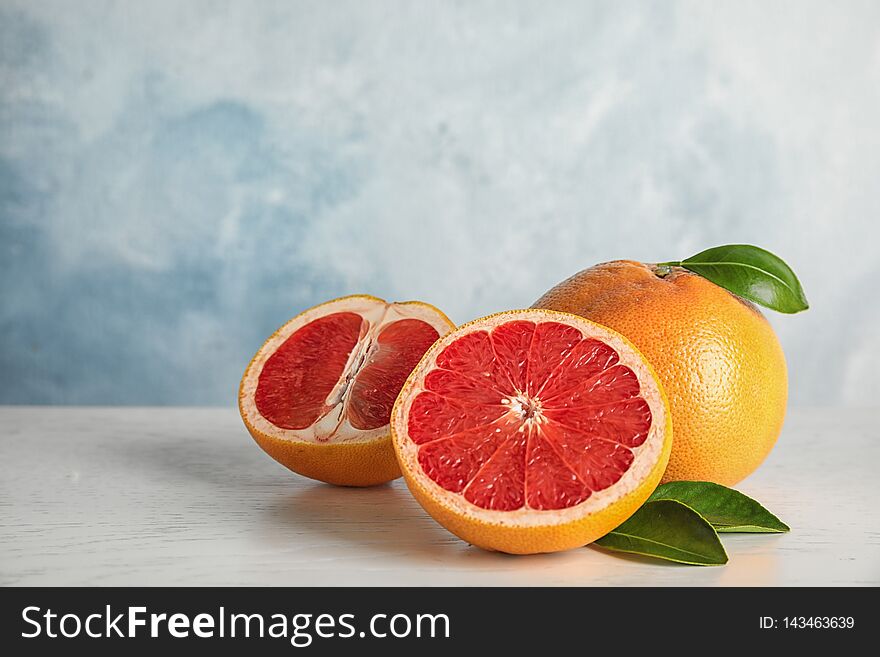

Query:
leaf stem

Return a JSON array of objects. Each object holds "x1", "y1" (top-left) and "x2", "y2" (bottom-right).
[{"x1": 652, "y1": 261, "x2": 679, "y2": 278}]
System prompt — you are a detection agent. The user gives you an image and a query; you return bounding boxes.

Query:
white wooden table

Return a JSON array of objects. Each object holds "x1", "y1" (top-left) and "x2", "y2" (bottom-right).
[{"x1": 1, "y1": 407, "x2": 877, "y2": 586}]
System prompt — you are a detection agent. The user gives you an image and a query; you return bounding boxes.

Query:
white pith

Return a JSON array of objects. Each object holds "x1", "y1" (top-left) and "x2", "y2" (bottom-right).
[
  {"x1": 240, "y1": 295, "x2": 454, "y2": 445},
  {"x1": 391, "y1": 309, "x2": 668, "y2": 526}
]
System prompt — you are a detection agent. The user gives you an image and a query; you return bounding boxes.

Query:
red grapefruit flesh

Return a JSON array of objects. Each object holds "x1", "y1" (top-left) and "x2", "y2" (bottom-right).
[
  {"x1": 391, "y1": 309, "x2": 672, "y2": 553},
  {"x1": 240, "y1": 295, "x2": 455, "y2": 486},
  {"x1": 255, "y1": 311, "x2": 364, "y2": 430},
  {"x1": 348, "y1": 319, "x2": 443, "y2": 430}
]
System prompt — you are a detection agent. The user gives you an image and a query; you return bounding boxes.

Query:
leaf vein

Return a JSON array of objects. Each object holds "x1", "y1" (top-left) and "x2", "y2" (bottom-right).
[{"x1": 603, "y1": 530, "x2": 719, "y2": 560}]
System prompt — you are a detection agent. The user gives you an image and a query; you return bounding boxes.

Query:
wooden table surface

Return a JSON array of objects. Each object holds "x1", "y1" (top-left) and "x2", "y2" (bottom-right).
[{"x1": 1, "y1": 406, "x2": 877, "y2": 586}]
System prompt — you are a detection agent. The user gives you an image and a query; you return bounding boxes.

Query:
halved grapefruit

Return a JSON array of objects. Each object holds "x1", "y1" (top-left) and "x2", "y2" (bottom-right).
[
  {"x1": 239, "y1": 295, "x2": 454, "y2": 486},
  {"x1": 391, "y1": 309, "x2": 672, "y2": 554}
]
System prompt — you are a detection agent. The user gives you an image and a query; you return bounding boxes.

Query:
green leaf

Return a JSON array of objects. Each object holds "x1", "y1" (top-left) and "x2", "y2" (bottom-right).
[
  {"x1": 649, "y1": 481, "x2": 790, "y2": 533},
  {"x1": 661, "y1": 244, "x2": 809, "y2": 313},
  {"x1": 593, "y1": 500, "x2": 728, "y2": 565}
]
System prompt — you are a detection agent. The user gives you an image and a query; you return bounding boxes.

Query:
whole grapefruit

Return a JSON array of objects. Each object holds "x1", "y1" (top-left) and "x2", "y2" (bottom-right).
[{"x1": 533, "y1": 260, "x2": 787, "y2": 486}]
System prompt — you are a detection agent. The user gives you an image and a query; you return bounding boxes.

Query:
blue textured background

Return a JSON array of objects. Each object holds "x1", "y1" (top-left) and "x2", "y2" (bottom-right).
[{"x1": 1, "y1": 1, "x2": 878, "y2": 406}]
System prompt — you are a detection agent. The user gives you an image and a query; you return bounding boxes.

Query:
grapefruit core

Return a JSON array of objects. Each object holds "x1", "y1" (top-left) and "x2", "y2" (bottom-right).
[
  {"x1": 391, "y1": 309, "x2": 672, "y2": 554},
  {"x1": 239, "y1": 295, "x2": 455, "y2": 486}
]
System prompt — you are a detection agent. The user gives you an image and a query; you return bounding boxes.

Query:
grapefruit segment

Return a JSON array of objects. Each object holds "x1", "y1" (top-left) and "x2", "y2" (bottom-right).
[
  {"x1": 542, "y1": 397, "x2": 652, "y2": 448},
  {"x1": 525, "y1": 321, "x2": 583, "y2": 395},
  {"x1": 524, "y1": 430, "x2": 592, "y2": 511},
  {"x1": 544, "y1": 363, "x2": 642, "y2": 408},
  {"x1": 424, "y1": 369, "x2": 507, "y2": 405},
  {"x1": 416, "y1": 417, "x2": 513, "y2": 492},
  {"x1": 255, "y1": 312, "x2": 364, "y2": 430},
  {"x1": 535, "y1": 338, "x2": 620, "y2": 400},
  {"x1": 348, "y1": 319, "x2": 441, "y2": 430},
  {"x1": 407, "y1": 392, "x2": 508, "y2": 444},
  {"x1": 463, "y1": 432, "x2": 528, "y2": 511},
  {"x1": 489, "y1": 321, "x2": 535, "y2": 392},
  {"x1": 435, "y1": 331, "x2": 513, "y2": 394},
  {"x1": 240, "y1": 295, "x2": 454, "y2": 486},
  {"x1": 391, "y1": 308, "x2": 672, "y2": 554},
  {"x1": 540, "y1": 421, "x2": 635, "y2": 491}
]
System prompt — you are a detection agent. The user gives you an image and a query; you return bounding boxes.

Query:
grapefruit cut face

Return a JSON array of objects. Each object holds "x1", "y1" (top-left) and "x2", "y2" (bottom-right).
[
  {"x1": 391, "y1": 309, "x2": 671, "y2": 552},
  {"x1": 239, "y1": 295, "x2": 454, "y2": 486}
]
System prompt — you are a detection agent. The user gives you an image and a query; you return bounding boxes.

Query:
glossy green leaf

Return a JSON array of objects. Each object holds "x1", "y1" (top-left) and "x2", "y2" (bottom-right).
[
  {"x1": 661, "y1": 244, "x2": 809, "y2": 313},
  {"x1": 649, "y1": 481, "x2": 790, "y2": 533},
  {"x1": 593, "y1": 500, "x2": 728, "y2": 565}
]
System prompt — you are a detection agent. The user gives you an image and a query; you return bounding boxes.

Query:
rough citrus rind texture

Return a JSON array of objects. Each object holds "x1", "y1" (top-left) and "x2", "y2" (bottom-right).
[
  {"x1": 239, "y1": 294, "x2": 454, "y2": 487},
  {"x1": 391, "y1": 308, "x2": 673, "y2": 554},
  {"x1": 534, "y1": 260, "x2": 787, "y2": 486}
]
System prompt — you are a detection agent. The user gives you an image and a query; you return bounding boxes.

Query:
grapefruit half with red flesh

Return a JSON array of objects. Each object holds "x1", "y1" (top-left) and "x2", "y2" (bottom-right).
[
  {"x1": 391, "y1": 309, "x2": 672, "y2": 553},
  {"x1": 240, "y1": 295, "x2": 454, "y2": 486}
]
